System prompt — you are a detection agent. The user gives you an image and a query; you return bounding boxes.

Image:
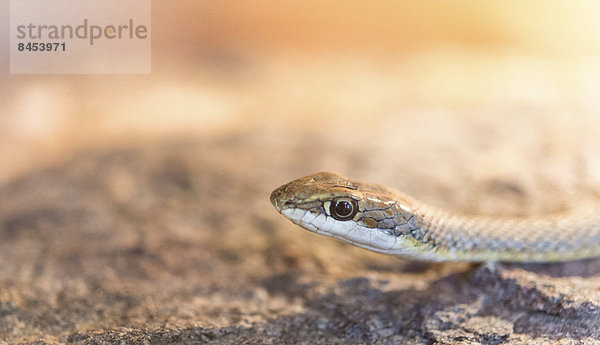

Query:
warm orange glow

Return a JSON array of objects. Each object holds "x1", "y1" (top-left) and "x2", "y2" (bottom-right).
[{"x1": 2, "y1": 1, "x2": 600, "y2": 180}]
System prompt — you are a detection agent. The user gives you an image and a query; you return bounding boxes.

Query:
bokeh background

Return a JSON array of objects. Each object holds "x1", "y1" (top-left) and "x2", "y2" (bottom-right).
[{"x1": 2, "y1": 1, "x2": 600, "y2": 182}]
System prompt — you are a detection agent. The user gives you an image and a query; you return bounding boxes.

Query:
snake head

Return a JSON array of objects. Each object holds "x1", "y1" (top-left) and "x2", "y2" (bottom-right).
[{"x1": 271, "y1": 172, "x2": 422, "y2": 255}]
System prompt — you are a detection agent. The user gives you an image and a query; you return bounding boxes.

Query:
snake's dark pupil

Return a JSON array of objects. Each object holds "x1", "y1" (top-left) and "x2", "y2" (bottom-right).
[
  {"x1": 335, "y1": 201, "x2": 352, "y2": 216},
  {"x1": 331, "y1": 199, "x2": 356, "y2": 220}
]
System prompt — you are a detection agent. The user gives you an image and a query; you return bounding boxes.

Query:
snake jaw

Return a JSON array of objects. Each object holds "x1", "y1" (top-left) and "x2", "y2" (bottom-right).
[{"x1": 280, "y1": 204, "x2": 432, "y2": 257}]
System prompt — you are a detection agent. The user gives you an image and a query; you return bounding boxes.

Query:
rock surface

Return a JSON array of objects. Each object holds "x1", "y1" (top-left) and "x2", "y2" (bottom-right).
[{"x1": 1, "y1": 116, "x2": 600, "y2": 344}]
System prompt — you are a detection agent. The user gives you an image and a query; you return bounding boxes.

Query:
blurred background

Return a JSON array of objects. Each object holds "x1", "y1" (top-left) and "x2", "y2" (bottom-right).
[{"x1": 2, "y1": 1, "x2": 600, "y2": 183}]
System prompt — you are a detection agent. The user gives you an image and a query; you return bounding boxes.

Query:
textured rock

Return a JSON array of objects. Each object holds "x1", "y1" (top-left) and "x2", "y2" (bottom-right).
[{"x1": 1, "y1": 120, "x2": 600, "y2": 344}]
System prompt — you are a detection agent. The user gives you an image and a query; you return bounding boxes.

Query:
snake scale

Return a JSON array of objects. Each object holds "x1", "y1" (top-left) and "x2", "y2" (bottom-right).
[{"x1": 270, "y1": 172, "x2": 600, "y2": 262}]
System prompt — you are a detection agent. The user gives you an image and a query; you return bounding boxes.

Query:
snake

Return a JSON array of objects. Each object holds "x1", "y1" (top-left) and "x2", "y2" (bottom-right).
[{"x1": 270, "y1": 172, "x2": 600, "y2": 262}]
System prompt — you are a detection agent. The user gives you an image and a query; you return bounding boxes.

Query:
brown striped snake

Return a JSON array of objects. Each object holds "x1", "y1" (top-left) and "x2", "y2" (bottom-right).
[{"x1": 271, "y1": 172, "x2": 600, "y2": 262}]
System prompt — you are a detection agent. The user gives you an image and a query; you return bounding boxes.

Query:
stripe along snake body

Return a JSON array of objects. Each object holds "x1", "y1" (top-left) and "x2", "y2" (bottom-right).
[{"x1": 270, "y1": 172, "x2": 600, "y2": 262}]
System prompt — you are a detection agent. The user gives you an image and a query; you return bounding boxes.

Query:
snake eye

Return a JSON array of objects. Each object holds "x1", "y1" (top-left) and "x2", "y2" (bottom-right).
[{"x1": 330, "y1": 198, "x2": 358, "y2": 221}]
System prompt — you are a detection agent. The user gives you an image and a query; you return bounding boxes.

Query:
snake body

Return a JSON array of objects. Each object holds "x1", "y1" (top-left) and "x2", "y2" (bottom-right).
[{"x1": 270, "y1": 172, "x2": 600, "y2": 262}]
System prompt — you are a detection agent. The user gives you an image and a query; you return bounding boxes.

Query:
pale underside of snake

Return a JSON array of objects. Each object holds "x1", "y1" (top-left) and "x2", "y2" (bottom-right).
[{"x1": 270, "y1": 172, "x2": 600, "y2": 262}]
